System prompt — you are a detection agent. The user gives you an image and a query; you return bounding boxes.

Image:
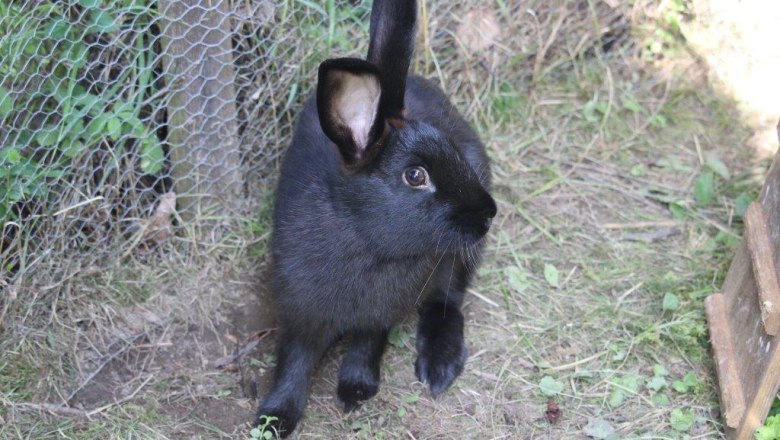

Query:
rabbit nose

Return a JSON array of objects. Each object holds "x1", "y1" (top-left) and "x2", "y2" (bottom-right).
[
  {"x1": 481, "y1": 196, "x2": 497, "y2": 219},
  {"x1": 467, "y1": 192, "x2": 496, "y2": 220},
  {"x1": 458, "y1": 193, "x2": 497, "y2": 235}
]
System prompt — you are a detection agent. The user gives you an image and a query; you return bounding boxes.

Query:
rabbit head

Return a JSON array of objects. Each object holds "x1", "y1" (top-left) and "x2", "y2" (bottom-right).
[{"x1": 316, "y1": 57, "x2": 497, "y2": 258}]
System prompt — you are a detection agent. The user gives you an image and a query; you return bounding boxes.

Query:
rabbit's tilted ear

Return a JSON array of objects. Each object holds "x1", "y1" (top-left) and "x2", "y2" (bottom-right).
[{"x1": 317, "y1": 58, "x2": 384, "y2": 166}]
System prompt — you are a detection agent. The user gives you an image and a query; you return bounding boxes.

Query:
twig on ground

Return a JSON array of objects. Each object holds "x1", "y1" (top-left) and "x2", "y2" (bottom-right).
[
  {"x1": 20, "y1": 376, "x2": 148, "y2": 419},
  {"x1": 15, "y1": 403, "x2": 89, "y2": 419},
  {"x1": 604, "y1": 378, "x2": 655, "y2": 407},
  {"x1": 86, "y1": 375, "x2": 154, "y2": 417},
  {"x1": 602, "y1": 220, "x2": 681, "y2": 229},
  {"x1": 619, "y1": 228, "x2": 680, "y2": 243},
  {"x1": 548, "y1": 351, "x2": 607, "y2": 371},
  {"x1": 468, "y1": 289, "x2": 499, "y2": 307},
  {"x1": 213, "y1": 328, "x2": 274, "y2": 369},
  {"x1": 64, "y1": 331, "x2": 148, "y2": 405},
  {"x1": 614, "y1": 282, "x2": 644, "y2": 312}
]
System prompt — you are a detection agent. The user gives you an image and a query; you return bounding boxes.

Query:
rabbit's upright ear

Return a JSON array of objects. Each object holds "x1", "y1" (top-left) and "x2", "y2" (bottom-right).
[
  {"x1": 317, "y1": 58, "x2": 384, "y2": 167},
  {"x1": 367, "y1": 0, "x2": 417, "y2": 120}
]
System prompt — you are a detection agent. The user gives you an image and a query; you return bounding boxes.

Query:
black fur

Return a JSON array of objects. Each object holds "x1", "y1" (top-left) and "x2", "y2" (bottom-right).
[
  {"x1": 254, "y1": 0, "x2": 496, "y2": 437},
  {"x1": 367, "y1": 0, "x2": 416, "y2": 119}
]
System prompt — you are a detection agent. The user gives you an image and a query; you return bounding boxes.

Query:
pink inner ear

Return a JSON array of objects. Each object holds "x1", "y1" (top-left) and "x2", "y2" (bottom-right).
[{"x1": 334, "y1": 73, "x2": 381, "y2": 152}]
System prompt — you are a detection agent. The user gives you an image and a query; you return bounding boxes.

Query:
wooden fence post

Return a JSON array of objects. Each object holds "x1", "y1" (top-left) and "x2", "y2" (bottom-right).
[{"x1": 158, "y1": 0, "x2": 242, "y2": 222}]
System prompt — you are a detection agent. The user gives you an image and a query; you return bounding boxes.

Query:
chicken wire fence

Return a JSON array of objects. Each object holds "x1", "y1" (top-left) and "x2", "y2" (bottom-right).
[
  {"x1": 0, "y1": 0, "x2": 382, "y2": 290},
  {"x1": 0, "y1": 0, "x2": 630, "y2": 293}
]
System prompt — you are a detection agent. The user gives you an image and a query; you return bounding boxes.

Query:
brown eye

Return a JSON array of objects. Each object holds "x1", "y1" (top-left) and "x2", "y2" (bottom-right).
[{"x1": 403, "y1": 166, "x2": 428, "y2": 187}]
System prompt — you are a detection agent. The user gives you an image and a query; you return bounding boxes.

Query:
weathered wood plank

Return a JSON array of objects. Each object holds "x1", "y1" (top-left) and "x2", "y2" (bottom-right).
[
  {"x1": 704, "y1": 293, "x2": 745, "y2": 428},
  {"x1": 710, "y1": 123, "x2": 780, "y2": 439},
  {"x1": 746, "y1": 202, "x2": 780, "y2": 335}
]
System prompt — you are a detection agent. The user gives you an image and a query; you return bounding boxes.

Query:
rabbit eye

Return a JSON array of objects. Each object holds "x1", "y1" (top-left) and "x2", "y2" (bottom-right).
[{"x1": 403, "y1": 166, "x2": 429, "y2": 188}]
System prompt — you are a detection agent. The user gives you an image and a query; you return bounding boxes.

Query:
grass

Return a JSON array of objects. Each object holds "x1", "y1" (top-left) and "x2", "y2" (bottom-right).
[{"x1": 1, "y1": 0, "x2": 776, "y2": 438}]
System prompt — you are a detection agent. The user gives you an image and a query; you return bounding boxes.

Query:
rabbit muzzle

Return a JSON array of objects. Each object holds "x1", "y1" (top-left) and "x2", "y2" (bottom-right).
[{"x1": 453, "y1": 190, "x2": 497, "y2": 242}]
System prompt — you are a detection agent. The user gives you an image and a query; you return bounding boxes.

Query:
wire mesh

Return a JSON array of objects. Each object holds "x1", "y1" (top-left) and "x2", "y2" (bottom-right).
[
  {"x1": 0, "y1": 0, "x2": 378, "y2": 289},
  {"x1": 0, "y1": 0, "x2": 629, "y2": 293}
]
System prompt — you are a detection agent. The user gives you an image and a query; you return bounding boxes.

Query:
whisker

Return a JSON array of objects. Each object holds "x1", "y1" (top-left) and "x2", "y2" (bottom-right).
[{"x1": 415, "y1": 237, "x2": 454, "y2": 306}]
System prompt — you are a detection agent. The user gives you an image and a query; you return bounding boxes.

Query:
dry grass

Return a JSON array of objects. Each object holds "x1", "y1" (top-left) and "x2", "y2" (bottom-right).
[{"x1": 1, "y1": 0, "x2": 776, "y2": 439}]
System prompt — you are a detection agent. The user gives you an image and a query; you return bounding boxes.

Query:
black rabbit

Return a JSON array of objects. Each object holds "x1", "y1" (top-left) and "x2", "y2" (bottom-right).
[{"x1": 254, "y1": 0, "x2": 496, "y2": 436}]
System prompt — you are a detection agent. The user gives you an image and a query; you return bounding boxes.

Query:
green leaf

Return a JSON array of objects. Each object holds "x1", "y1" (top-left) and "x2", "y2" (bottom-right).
[
  {"x1": 653, "y1": 364, "x2": 668, "y2": 377},
  {"x1": 505, "y1": 266, "x2": 530, "y2": 293},
  {"x1": 583, "y1": 99, "x2": 601, "y2": 123},
  {"x1": 673, "y1": 371, "x2": 699, "y2": 393},
  {"x1": 646, "y1": 376, "x2": 667, "y2": 392},
  {"x1": 651, "y1": 393, "x2": 670, "y2": 406},
  {"x1": 106, "y1": 116, "x2": 122, "y2": 139},
  {"x1": 756, "y1": 414, "x2": 780, "y2": 440},
  {"x1": 88, "y1": 9, "x2": 119, "y2": 33},
  {"x1": 6, "y1": 183, "x2": 23, "y2": 202},
  {"x1": 44, "y1": 18, "x2": 71, "y2": 39},
  {"x1": 140, "y1": 137, "x2": 164, "y2": 174},
  {"x1": 694, "y1": 172, "x2": 715, "y2": 205},
  {"x1": 629, "y1": 164, "x2": 646, "y2": 177},
  {"x1": 0, "y1": 86, "x2": 13, "y2": 118},
  {"x1": 42, "y1": 168, "x2": 65, "y2": 179},
  {"x1": 621, "y1": 93, "x2": 641, "y2": 113},
  {"x1": 669, "y1": 201, "x2": 687, "y2": 220},
  {"x1": 4, "y1": 148, "x2": 21, "y2": 164},
  {"x1": 670, "y1": 408, "x2": 694, "y2": 432},
  {"x1": 249, "y1": 428, "x2": 262, "y2": 439},
  {"x1": 735, "y1": 193, "x2": 753, "y2": 218},
  {"x1": 87, "y1": 114, "x2": 109, "y2": 138},
  {"x1": 544, "y1": 264, "x2": 559, "y2": 288},
  {"x1": 63, "y1": 42, "x2": 89, "y2": 69},
  {"x1": 649, "y1": 113, "x2": 667, "y2": 128},
  {"x1": 608, "y1": 389, "x2": 624, "y2": 407},
  {"x1": 662, "y1": 293, "x2": 679, "y2": 311},
  {"x1": 716, "y1": 230, "x2": 740, "y2": 251},
  {"x1": 403, "y1": 392, "x2": 420, "y2": 404},
  {"x1": 388, "y1": 325, "x2": 410, "y2": 349},
  {"x1": 614, "y1": 374, "x2": 643, "y2": 392},
  {"x1": 61, "y1": 139, "x2": 86, "y2": 159},
  {"x1": 72, "y1": 92, "x2": 102, "y2": 112},
  {"x1": 539, "y1": 376, "x2": 564, "y2": 396},
  {"x1": 705, "y1": 157, "x2": 730, "y2": 180},
  {"x1": 35, "y1": 126, "x2": 60, "y2": 147},
  {"x1": 583, "y1": 417, "x2": 617, "y2": 439},
  {"x1": 683, "y1": 371, "x2": 699, "y2": 387},
  {"x1": 397, "y1": 405, "x2": 407, "y2": 418}
]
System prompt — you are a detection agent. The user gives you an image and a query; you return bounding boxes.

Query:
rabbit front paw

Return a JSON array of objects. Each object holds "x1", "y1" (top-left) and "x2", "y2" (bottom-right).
[
  {"x1": 415, "y1": 304, "x2": 468, "y2": 396},
  {"x1": 415, "y1": 340, "x2": 468, "y2": 396}
]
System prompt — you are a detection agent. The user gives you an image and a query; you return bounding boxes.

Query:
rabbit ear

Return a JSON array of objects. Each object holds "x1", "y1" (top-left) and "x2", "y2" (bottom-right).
[
  {"x1": 317, "y1": 58, "x2": 384, "y2": 166},
  {"x1": 367, "y1": 0, "x2": 417, "y2": 120}
]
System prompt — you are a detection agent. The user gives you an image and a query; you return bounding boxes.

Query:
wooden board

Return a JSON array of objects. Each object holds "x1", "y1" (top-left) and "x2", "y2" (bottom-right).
[{"x1": 707, "y1": 130, "x2": 780, "y2": 439}]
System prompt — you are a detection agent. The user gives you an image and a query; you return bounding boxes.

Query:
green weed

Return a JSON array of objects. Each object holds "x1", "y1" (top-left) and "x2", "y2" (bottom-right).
[{"x1": 0, "y1": 0, "x2": 163, "y2": 225}]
